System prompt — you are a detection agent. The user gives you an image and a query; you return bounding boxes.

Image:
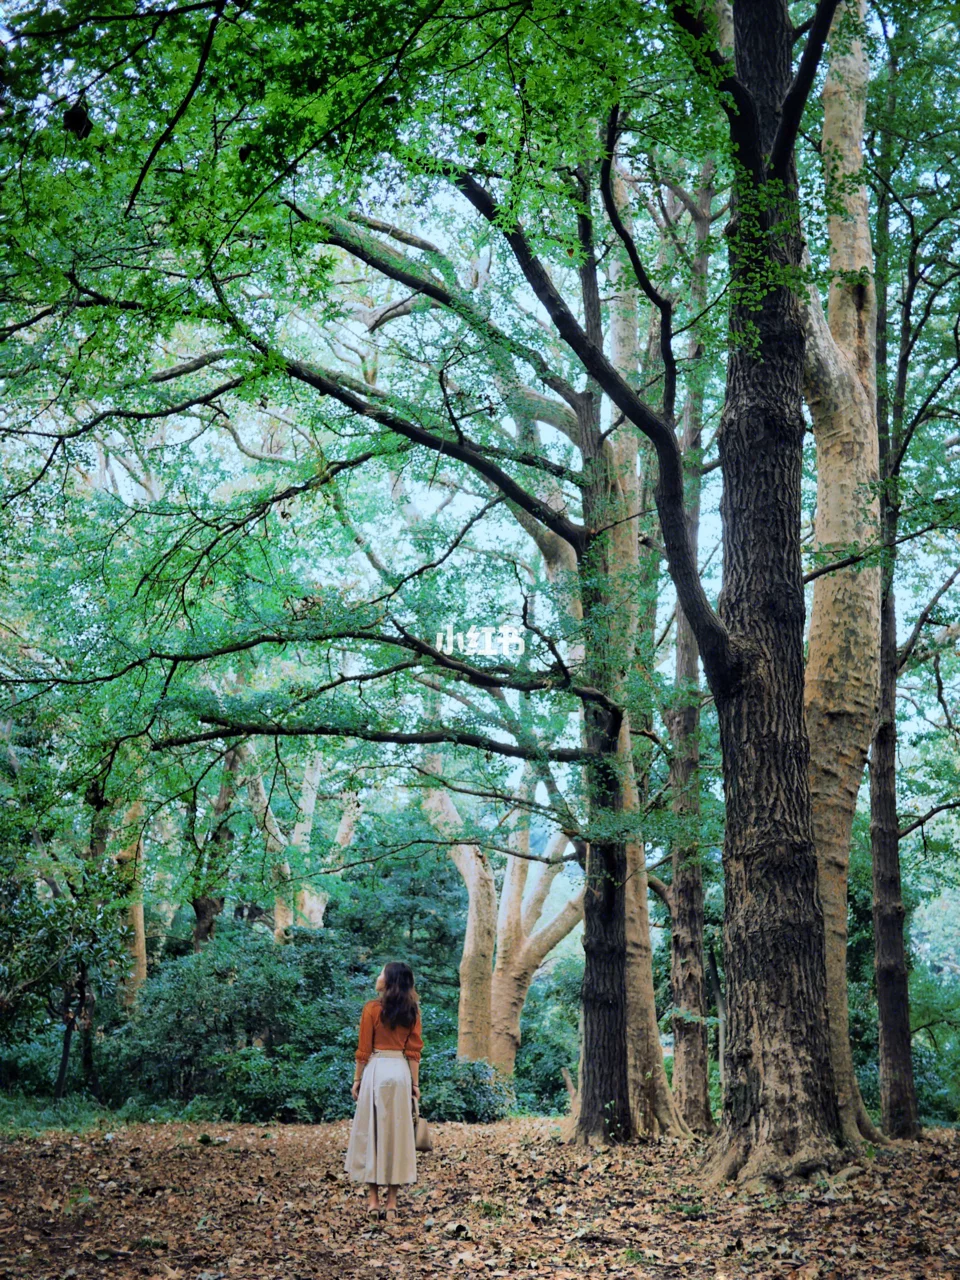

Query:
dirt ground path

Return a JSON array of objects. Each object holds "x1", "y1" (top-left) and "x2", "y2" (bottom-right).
[{"x1": 1, "y1": 1118, "x2": 958, "y2": 1279}]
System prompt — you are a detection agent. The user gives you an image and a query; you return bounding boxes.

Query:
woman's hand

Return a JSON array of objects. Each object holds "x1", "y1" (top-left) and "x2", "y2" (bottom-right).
[
  {"x1": 352, "y1": 1078, "x2": 361, "y2": 1101},
  {"x1": 411, "y1": 1083, "x2": 420, "y2": 1101}
]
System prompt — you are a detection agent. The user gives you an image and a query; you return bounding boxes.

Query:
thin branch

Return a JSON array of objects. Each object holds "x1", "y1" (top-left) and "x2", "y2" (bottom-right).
[
  {"x1": 125, "y1": 1, "x2": 227, "y2": 214},
  {"x1": 899, "y1": 799, "x2": 960, "y2": 840},
  {"x1": 898, "y1": 563, "x2": 960, "y2": 671}
]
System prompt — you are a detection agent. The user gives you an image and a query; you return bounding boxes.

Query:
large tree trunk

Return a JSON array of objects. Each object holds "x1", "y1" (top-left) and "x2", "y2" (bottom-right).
[
  {"x1": 705, "y1": 0, "x2": 841, "y2": 1182},
  {"x1": 622, "y1": 731, "x2": 689, "y2": 1138},
  {"x1": 603, "y1": 197, "x2": 687, "y2": 1141},
  {"x1": 192, "y1": 895, "x2": 224, "y2": 948},
  {"x1": 801, "y1": 0, "x2": 883, "y2": 1146}
]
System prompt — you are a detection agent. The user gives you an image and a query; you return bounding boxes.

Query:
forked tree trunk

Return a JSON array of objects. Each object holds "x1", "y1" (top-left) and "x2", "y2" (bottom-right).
[
  {"x1": 704, "y1": 0, "x2": 841, "y2": 1182},
  {"x1": 801, "y1": 0, "x2": 883, "y2": 1145},
  {"x1": 489, "y1": 831, "x2": 583, "y2": 1074}
]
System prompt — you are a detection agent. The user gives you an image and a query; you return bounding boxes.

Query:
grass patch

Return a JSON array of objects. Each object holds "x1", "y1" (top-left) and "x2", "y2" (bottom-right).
[{"x1": 0, "y1": 1091, "x2": 225, "y2": 1136}]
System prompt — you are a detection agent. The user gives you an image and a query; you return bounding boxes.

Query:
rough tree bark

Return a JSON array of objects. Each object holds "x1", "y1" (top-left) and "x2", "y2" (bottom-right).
[
  {"x1": 800, "y1": 0, "x2": 884, "y2": 1145},
  {"x1": 870, "y1": 88, "x2": 920, "y2": 1137},
  {"x1": 696, "y1": 0, "x2": 842, "y2": 1180}
]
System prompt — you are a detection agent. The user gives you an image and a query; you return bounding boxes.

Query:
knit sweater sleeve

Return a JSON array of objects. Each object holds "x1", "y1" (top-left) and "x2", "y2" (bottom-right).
[
  {"x1": 403, "y1": 1010, "x2": 424, "y2": 1063},
  {"x1": 355, "y1": 1001, "x2": 376, "y2": 1066}
]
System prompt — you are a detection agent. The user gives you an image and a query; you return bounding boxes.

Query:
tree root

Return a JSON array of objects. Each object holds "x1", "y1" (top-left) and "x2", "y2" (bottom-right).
[{"x1": 700, "y1": 1130, "x2": 847, "y2": 1189}]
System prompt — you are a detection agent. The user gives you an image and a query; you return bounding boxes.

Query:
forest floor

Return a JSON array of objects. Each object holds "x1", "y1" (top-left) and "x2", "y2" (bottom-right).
[{"x1": 1, "y1": 1118, "x2": 958, "y2": 1280}]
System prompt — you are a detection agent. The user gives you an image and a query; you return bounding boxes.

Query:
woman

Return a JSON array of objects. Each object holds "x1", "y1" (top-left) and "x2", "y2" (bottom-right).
[{"x1": 345, "y1": 961, "x2": 423, "y2": 1220}]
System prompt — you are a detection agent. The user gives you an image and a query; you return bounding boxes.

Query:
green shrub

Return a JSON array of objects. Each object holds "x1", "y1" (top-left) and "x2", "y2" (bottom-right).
[
  {"x1": 420, "y1": 1050, "x2": 513, "y2": 1123},
  {"x1": 513, "y1": 957, "x2": 580, "y2": 1114},
  {"x1": 209, "y1": 1046, "x2": 351, "y2": 1122},
  {"x1": 0, "y1": 1025, "x2": 83, "y2": 1095}
]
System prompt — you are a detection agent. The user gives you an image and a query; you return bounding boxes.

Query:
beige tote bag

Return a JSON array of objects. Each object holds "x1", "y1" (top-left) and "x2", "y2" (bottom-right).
[
  {"x1": 400, "y1": 1022, "x2": 433, "y2": 1152},
  {"x1": 413, "y1": 1098, "x2": 434, "y2": 1153}
]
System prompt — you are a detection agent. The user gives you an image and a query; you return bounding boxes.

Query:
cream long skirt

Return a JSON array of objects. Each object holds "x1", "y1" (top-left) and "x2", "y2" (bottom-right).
[{"x1": 345, "y1": 1050, "x2": 417, "y2": 1185}]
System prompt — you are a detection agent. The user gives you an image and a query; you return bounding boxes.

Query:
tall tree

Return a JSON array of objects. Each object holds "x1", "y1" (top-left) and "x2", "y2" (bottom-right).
[
  {"x1": 865, "y1": 4, "x2": 960, "y2": 1138},
  {"x1": 800, "y1": 0, "x2": 883, "y2": 1145},
  {"x1": 0, "y1": 0, "x2": 853, "y2": 1173}
]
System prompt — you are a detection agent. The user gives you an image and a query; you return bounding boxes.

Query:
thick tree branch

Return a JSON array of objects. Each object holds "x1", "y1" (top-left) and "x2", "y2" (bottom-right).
[
  {"x1": 601, "y1": 107, "x2": 677, "y2": 421},
  {"x1": 450, "y1": 170, "x2": 735, "y2": 692},
  {"x1": 769, "y1": 0, "x2": 844, "y2": 182},
  {"x1": 155, "y1": 720, "x2": 592, "y2": 762},
  {"x1": 285, "y1": 357, "x2": 587, "y2": 553}
]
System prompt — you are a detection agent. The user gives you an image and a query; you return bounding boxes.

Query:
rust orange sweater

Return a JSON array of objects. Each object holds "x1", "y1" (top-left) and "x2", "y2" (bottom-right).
[{"x1": 355, "y1": 999, "x2": 424, "y2": 1065}]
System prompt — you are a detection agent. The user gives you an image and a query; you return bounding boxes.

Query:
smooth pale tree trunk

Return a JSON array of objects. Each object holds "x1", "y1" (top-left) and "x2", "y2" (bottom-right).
[
  {"x1": 424, "y1": 768, "x2": 584, "y2": 1071},
  {"x1": 291, "y1": 754, "x2": 340, "y2": 926},
  {"x1": 421, "y1": 764, "x2": 497, "y2": 1060},
  {"x1": 801, "y1": 0, "x2": 883, "y2": 1146},
  {"x1": 240, "y1": 747, "x2": 329, "y2": 941},
  {"x1": 704, "y1": 0, "x2": 841, "y2": 1182},
  {"x1": 115, "y1": 801, "x2": 148, "y2": 1005}
]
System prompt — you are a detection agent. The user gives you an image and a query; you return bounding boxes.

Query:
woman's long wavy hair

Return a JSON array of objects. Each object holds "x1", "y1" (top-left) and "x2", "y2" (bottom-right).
[{"x1": 379, "y1": 961, "x2": 419, "y2": 1030}]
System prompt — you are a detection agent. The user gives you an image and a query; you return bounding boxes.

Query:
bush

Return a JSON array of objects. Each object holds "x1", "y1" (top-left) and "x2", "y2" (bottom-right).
[
  {"x1": 3, "y1": 917, "x2": 512, "y2": 1125},
  {"x1": 419, "y1": 1050, "x2": 513, "y2": 1123},
  {"x1": 91, "y1": 922, "x2": 371, "y2": 1109},
  {"x1": 0, "y1": 1024, "x2": 83, "y2": 1096},
  {"x1": 513, "y1": 957, "x2": 581, "y2": 1114},
  {"x1": 210, "y1": 1046, "x2": 351, "y2": 1123}
]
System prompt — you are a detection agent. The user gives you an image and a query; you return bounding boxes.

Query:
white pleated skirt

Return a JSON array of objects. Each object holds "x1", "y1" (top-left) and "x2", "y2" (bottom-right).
[{"x1": 345, "y1": 1050, "x2": 417, "y2": 1185}]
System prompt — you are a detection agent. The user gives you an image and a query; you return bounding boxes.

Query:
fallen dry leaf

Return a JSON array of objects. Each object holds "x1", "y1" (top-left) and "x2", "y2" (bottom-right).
[{"x1": 0, "y1": 1120, "x2": 958, "y2": 1279}]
